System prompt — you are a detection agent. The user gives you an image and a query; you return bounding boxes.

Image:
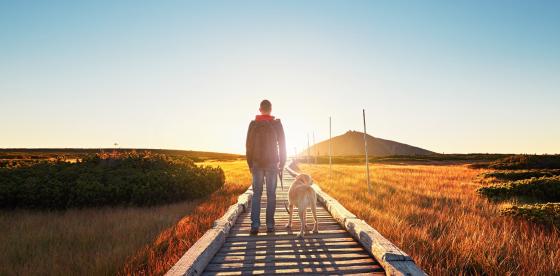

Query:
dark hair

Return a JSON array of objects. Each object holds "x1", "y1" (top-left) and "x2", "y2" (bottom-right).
[{"x1": 260, "y1": 100, "x2": 272, "y2": 112}]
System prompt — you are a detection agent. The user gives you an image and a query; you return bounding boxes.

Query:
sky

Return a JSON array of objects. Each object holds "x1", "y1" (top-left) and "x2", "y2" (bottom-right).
[{"x1": 1, "y1": 0, "x2": 559, "y2": 154}]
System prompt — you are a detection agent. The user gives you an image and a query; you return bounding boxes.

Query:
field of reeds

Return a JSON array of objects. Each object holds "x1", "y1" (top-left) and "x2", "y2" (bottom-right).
[
  {"x1": 0, "y1": 158, "x2": 250, "y2": 276},
  {"x1": 300, "y1": 162, "x2": 560, "y2": 275}
]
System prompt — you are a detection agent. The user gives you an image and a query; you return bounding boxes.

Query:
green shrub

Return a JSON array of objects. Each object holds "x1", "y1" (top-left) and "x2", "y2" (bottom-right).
[
  {"x1": 0, "y1": 152, "x2": 224, "y2": 209},
  {"x1": 487, "y1": 155, "x2": 560, "y2": 170},
  {"x1": 501, "y1": 203, "x2": 560, "y2": 228},
  {"x1": 481, "y1": 169, "x2": 560, "y2": 182},
  {"x1": 477, "y1": 176, "x2": 560, "y2": 201}
]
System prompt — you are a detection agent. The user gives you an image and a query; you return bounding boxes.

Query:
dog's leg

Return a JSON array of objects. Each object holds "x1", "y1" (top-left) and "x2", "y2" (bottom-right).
[
  {"x1": 303, "y1": 208, "x2": 308, "y2": 234},
  {"x1": 297, "y1": 208, "x2": 305, "y2": 238},
  {"x1": 285, "y1": 204, "x2": 293, "y2": 228},
  {"x1": 311, "y1": 201, "x2": 318, "y2": 233}
]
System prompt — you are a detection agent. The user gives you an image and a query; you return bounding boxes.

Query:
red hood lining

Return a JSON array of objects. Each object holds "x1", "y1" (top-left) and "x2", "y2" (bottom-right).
[{"x1": 255, "y1": 115, "x2": 275, "y2": 121}]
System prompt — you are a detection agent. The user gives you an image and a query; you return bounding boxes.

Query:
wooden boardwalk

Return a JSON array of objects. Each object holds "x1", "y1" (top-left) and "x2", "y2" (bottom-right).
[{"x1": 201, "y1": 170, "x2": 385, "y2": 275}]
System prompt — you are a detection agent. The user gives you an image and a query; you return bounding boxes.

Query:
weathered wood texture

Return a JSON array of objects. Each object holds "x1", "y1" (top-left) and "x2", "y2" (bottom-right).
[
  {"x1": 286, "y1": 165, "x2": 426, "y2": 276},
  {"x1": 200, "y1": 171, "x2": 385, "y2": 276}
]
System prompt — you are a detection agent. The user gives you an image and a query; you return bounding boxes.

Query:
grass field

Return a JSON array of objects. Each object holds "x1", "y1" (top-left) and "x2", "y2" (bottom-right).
[
  {"x1": 0, "y1": 198, "x2": 204, "y2": 275},
  {"x1": 4, "y1": 152, "x2": 558, "y2": 275},
  {"x1": 0, "y1": 159, "x2": 250, "y2": 276},
  {"x1": 300, "y1": 163, "x2": 560, "y2": 275}
]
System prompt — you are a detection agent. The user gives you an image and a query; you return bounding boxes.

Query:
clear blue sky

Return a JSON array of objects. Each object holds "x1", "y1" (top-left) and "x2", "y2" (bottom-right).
[{"x1": 1, "y1": 1, "x2": 559, "y2": 154}]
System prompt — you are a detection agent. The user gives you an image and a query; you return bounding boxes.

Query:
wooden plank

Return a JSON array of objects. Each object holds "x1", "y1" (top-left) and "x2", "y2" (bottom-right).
[
  {"x1": 227, "y1": 229, "x2": 348, "y2": 237},
  {"x1": 237, "y1": 216, "x2": 335, "y2": 221},
  {"x1": 237, "y1": 213, "x2": 332, "y2": 218},
  {"x1": 230, "y1": 225, "x2": 342, "y2": 233},
  {"x1": 213, "y1": 247, "x2": 368, "y2": 257},
  {"x1": 217, "y1": 246, "x2": 367, "y2": 255},
  {"x1": 384, "y1": 260, "x2": 427, "y2": 276},
  {"x1": 236, "y1": 221, "x2": 335, "y2": 225},
  {"x1": 165, "y1": 227, "x2": 226, "y2": 276},
  {"x1": 236, "y1": 216, "x2": 333, "y2": 221},
  {"x1": 236, "y1": 219, "x2": 335, "y2": 224},
  {"x1": 345, "y1": 219, "x2": 412, "y2": 262},
  {"x1": 231, "y1": 226, "x2": 342, "y2": 233},
  {"x1": 238, "y1": 212, "x2": 331, "y2": 215},
  {"x1": 204, "y1": 259, "x2": 383, "y2": 272},
  {"x1": 223, "y1": 237, "x2": 357, "y2": 246},
  {"x1": 237, "y1": 214, "x2": 332, "y2": 219},
  {"x1": 210, "y1": 252, "x2": 372, "y2": 263},
  {"x1": 225, "y1": 232, "x2": 353, "y2": 242},
  {"x1": 202, "y1": 266, "x2": 384, "y2": 276},
  {"x1": 218, "y1": 242, "x2": 363, "y2": 253},
  {"x1": 235, "y1": 220, "x2": 340, "y2": 226}
]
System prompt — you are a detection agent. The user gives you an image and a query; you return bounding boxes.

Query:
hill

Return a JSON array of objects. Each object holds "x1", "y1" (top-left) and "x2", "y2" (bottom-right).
[{"x1": 304, "y1": 130, "x2": 436, "y2": 157}]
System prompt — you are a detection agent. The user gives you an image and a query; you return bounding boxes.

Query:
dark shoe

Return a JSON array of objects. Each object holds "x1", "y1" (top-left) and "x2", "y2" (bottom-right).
[
  {"x1": 250, "y1": 228, "x2": 259, "y2": 235},
  {"x1": 267, "y1": 227, "x2": 275, "y2": 233}
]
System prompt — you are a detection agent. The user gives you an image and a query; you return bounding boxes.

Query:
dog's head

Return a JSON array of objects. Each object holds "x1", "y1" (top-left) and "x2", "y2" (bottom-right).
[{"x1": 295, "y1": 174, "x2": 313, "y2": 186}]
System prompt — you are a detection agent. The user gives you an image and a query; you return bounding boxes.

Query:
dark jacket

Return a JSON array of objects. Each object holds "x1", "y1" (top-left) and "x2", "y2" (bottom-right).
[{"x1": 246, "y1": 118, "x2": 286, "y2": 169}]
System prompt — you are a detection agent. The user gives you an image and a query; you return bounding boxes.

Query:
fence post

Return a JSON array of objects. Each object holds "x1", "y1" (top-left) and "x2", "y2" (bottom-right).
[
  {"x1": 313, "y1": 132, "x2": 317, "y2": 164},
  {"x1": 329, "y1": 116, "x2": 332, "y2": 184},
  {"x1": 307, "y1": 133, "x2": 310, "y2": 164},
  {"x1": 363, "y1": 109, "x2": 371, "y2": 193}
]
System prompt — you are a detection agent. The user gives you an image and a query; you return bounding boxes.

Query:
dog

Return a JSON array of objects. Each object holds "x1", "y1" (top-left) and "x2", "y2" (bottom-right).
[{"x1": 284, "y1": 173, "x2": 318, "y2": 237}]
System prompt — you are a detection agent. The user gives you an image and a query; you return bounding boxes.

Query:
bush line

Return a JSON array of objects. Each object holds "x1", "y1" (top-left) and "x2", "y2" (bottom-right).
[
  {"x1": 477, "y1": 176, "x2": 560, "y2": 202},
  {"x1": 0, "y1": 152, "x2": 225, "y2": 209}
]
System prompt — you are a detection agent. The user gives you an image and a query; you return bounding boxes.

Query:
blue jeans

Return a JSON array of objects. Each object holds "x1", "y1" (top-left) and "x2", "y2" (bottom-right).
[{"x1": 250, "y1": 167, "x2": 277, "y2": 230}]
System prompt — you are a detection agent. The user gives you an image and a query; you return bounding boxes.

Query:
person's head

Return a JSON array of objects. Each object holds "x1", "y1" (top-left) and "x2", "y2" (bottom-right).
[{"x1": 259, "y1": 99, "x2": 272, "y2": 115}]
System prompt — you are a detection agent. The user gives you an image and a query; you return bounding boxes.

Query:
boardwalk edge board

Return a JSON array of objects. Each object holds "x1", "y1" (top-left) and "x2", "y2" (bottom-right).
[
  {"x1": 165, "y1": 187, "x2": 254, "y2": 276},
  {"x1": 286, "y1": 164, "x2": 427, "y2": 276}
]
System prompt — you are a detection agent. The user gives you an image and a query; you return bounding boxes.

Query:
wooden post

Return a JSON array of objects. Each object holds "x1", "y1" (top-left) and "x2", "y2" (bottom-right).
[
  {"x1": 307, "y1": 133, "x2": 310, "y2": 164},
  {"x1": 363, "y1": 109, "x2": 371, "y2": 193},
  {"x1": 313, "y1": 132, "x2": 317, "y2": 164},
  {"x1": 329, "y1": 117, "x2": 332, "y2": 183}
]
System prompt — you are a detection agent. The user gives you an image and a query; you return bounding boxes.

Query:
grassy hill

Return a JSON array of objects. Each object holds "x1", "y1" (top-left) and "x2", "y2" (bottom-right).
[{"x1": 304, "y1": 130, "x2": 436, "y2": 157}]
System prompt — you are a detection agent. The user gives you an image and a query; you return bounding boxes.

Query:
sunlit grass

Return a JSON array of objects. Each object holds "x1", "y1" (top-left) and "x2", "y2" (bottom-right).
[{"x1": 301, "y1": 163, "x2": 560, "y2": 275}]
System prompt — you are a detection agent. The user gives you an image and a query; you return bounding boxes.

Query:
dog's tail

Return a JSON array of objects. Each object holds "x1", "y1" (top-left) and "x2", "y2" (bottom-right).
[{"x1": 284, "y1": 201, "x2": 291, "y2": 215}]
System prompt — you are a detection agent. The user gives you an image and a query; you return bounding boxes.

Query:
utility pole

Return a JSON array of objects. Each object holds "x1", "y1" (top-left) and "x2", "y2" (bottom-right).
[
  {"x1": 294, "y1": 147, "x2": 297, "y2": 161},
  {"x1": 363, "y1": 109, "x2": 371, "y2": 193}
]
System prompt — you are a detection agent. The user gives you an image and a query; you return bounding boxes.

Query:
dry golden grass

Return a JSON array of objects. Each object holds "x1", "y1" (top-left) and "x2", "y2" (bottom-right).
[
  {"x1": 0, "y1": 160, "x2": 250, "y2": 276},
  {"x1": 301, "y1": 163, "x2": 560, "y2": 275},
  {"x1": 121, "y1": 160, "x2": 251, "y2": 275},
  {"x1": 0, "y1": 199, "x2": 203, "y2": 276}
]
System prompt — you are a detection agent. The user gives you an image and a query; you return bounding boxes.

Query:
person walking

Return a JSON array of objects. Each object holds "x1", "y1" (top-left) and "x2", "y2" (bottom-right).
[{"x1": 245, "y1": 99, "x2": 287, "y2": 235}]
